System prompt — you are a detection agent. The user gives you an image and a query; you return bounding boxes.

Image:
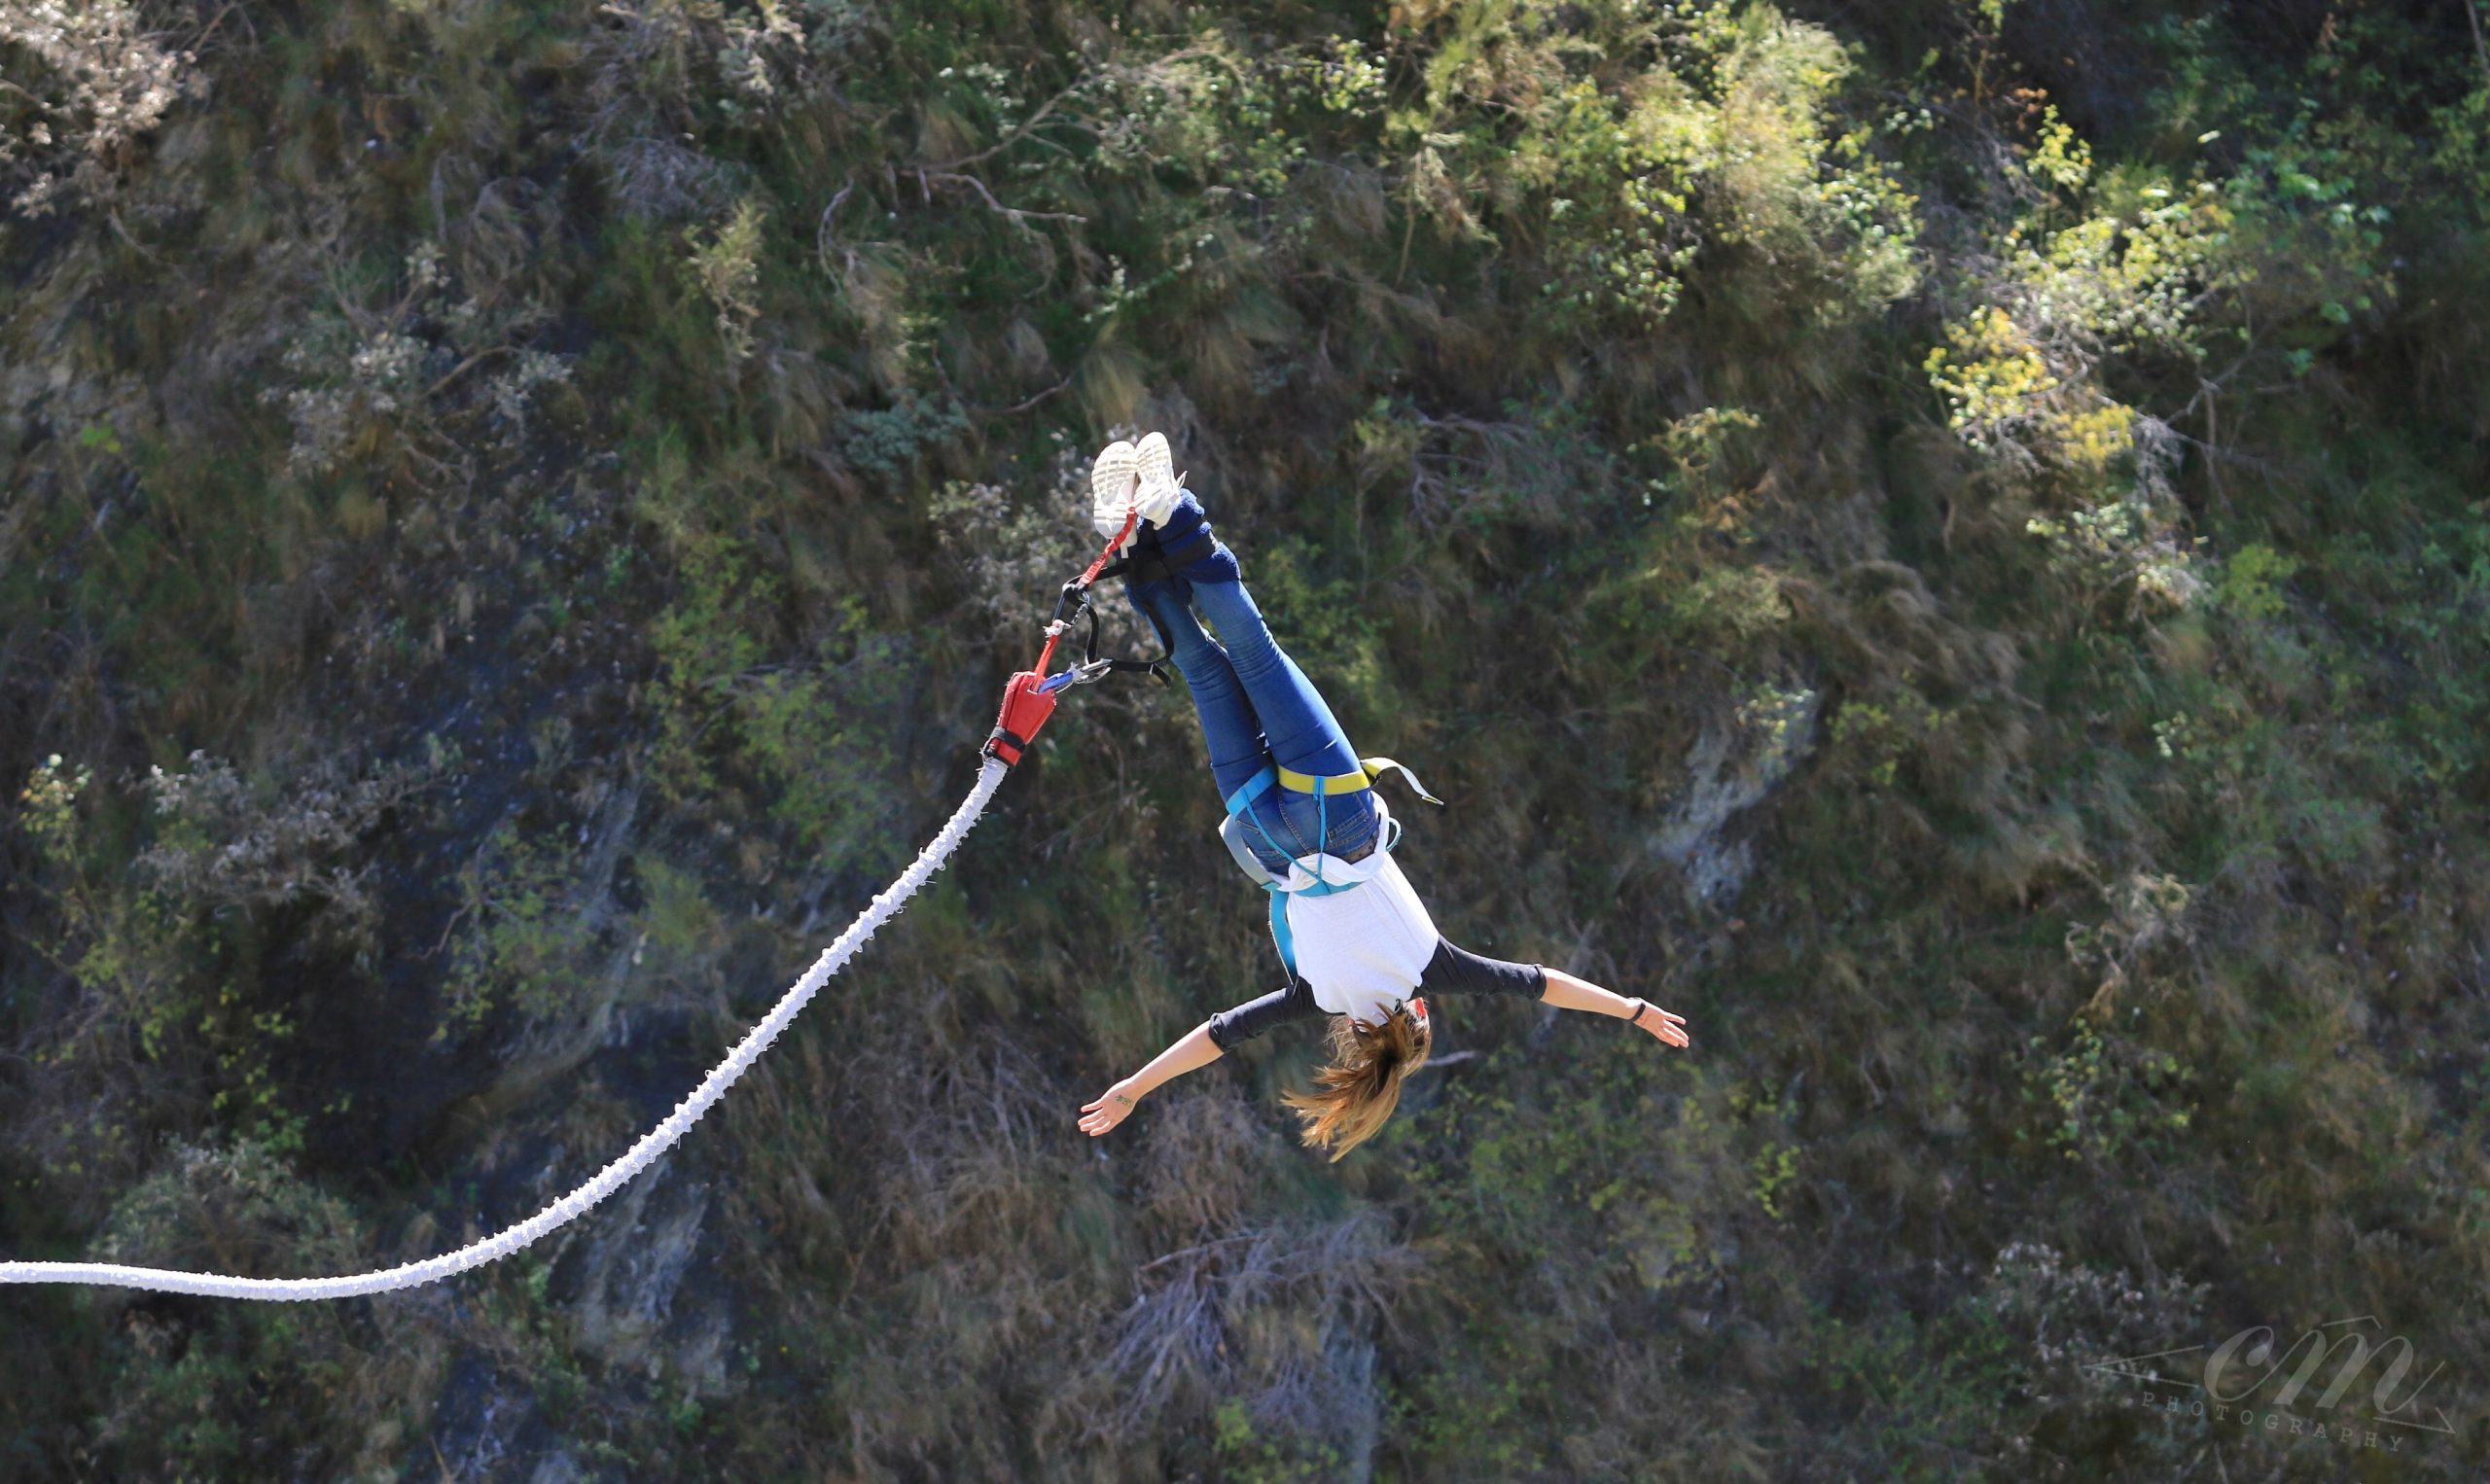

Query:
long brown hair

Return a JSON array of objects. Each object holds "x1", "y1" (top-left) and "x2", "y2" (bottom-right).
[{"x1": 1280, "y1": 1007, "x2": 1432, "y2": 1161}]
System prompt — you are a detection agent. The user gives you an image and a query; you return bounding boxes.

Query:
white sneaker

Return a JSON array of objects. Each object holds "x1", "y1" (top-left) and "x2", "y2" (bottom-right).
[
  {"x1": 1089, "y1": 440, "x2": 1139, "y2": 539},
  {"x1": 1132, "y1": 431, "x2": 1184, "y2": 527}
]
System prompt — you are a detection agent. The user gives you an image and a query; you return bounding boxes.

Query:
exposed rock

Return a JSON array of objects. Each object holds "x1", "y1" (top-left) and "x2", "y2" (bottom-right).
[
  {"x1": 1649, "y1": 683, "x2": 1819, "y2": 901},
  {"x1": 559, "y1": 1155, "x2": 732, "y2": 1396}
]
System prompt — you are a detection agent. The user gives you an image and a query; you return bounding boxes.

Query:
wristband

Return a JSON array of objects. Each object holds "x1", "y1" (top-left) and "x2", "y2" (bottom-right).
[{"x1": 1628, "y1": 999, "x2": 1654, "y2": 1028}]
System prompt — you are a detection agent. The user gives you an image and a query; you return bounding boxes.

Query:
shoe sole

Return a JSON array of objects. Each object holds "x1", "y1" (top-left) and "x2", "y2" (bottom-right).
[
  {"x1": 1133, "y1": 432, "x2": 1179, "y2": 526},
  {"x1": 1090, "y1": 441, "x2": 1139, "y2": 537}
]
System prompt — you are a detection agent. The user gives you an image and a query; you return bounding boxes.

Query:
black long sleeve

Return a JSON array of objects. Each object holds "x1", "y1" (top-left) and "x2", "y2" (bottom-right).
[
  {"x1": 1206, "y1": 976, "x2": 1322, "y2": 1050},
  {"x1": 1414, "y1": 938, "x2": 1547, "y2": 1001}
]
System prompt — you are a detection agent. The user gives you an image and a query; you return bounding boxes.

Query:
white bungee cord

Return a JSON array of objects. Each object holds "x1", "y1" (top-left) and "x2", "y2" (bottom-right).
[{"x1": 0, "y1": 757, "x2": 1011, "y2": 1301}]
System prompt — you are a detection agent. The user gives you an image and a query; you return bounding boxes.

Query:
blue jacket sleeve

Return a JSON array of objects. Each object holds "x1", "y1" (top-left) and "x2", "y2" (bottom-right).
[{"x1": 1206, "y1": 977, "x2": 1322, "y2": 1050}]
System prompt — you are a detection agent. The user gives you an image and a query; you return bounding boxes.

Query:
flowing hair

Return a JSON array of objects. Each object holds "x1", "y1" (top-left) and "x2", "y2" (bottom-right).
[{"x1": 1279, "y1": 1006, "x2": 1432, "y2": 1161}]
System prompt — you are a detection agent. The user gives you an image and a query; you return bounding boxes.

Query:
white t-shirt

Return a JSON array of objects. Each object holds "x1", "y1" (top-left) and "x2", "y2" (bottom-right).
[
  {"x1": 1286, "y1": 854, "x2": 1441, "y2": 1025},
  {"x1": 1259, "y1": 795, "x2": 1441, "y2": 1025}
]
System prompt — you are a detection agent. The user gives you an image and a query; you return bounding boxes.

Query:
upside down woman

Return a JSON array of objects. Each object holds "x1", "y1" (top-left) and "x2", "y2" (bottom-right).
[{"x1": 1074, "y1": 434, "x2": 1690, "y2": 1159}]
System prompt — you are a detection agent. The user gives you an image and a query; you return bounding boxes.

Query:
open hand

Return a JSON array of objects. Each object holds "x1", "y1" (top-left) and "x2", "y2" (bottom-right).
[
  {"x1": 1635, "y1": 1002, "x2": 1691, "y2": 1049},
  {"x1": 1079, "y1": 1082, "x2": 1142, "y2": 1137}
]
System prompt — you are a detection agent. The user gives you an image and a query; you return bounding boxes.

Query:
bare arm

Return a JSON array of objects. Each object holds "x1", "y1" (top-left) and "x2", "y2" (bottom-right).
[
  {"x1": 1541, "y1": 966, "x2": 1690, "y2": 1048},
  {"x1": 1079, "y1": 1021, "x2": 1224, "y2": 1137}
]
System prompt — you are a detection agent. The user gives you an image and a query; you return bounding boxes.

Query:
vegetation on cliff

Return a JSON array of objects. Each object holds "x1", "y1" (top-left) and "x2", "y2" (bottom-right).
[{"x1": 4, "y1": 0, "x2": 2487, "y2": 1476}]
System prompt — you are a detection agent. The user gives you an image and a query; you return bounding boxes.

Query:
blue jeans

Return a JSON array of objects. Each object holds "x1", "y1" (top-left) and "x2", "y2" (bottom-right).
[{"x1": 1125, "y1": 516, "x2": 1380, "y2": 873}]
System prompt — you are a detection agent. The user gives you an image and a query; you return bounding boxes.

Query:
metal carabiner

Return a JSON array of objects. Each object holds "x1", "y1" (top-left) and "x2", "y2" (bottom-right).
[{"x1": 1037, "y1": 658, "x2": 1118, "y2": 695}]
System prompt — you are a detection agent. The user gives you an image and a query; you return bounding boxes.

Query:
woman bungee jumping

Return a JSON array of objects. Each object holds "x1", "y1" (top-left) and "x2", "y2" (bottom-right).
[{"x1": 1074, "y1": 434, "x2": 1690, "y2": 1159}]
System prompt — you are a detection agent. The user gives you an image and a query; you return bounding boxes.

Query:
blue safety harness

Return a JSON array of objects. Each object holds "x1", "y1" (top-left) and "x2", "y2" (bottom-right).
[{"x1": 1222, "y1": 759, "x2": 1441, "y2": 975}]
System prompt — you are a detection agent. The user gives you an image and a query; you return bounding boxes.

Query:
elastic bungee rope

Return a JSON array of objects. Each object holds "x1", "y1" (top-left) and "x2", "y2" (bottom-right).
[{"x1": 0, "y1": 757, "x2": 1011, "y2": 1301}]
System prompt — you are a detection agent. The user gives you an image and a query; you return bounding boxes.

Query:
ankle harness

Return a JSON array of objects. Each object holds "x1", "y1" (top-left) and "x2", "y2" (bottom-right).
[{"x1": 1107, "y1": 525, "x2": 1219, "y2": 587}]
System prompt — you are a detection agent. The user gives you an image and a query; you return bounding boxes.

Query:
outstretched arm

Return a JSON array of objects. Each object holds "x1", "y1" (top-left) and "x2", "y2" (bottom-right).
[
  {"x1": 1541, "y1": 966, "x2": 1691, "y2": 1048},
  {"x1": 1419, "y1": 942, "x2": 1690, "y2": 1050},
  {"x1": 1079, "y1": 1023, "x2": 1224, "y2": 1137},
  {"x1": 1080, "y1": 978, "x2": 1322, "y2": 1137}
]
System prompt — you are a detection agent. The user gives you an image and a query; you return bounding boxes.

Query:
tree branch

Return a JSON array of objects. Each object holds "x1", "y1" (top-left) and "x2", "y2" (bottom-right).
[
  {"x1": 930, "y1": 73, "x2": 1088, "y2": 171},
  {"x1": 918, "y1": 170, "x2": 1085, "y2": 230}
]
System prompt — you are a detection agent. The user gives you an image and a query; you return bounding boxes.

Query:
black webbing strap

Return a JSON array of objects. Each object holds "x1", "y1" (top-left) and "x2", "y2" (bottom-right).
[
  {"x1": 1097, "y1": 527, "x2": 1214, "y2": 589},
  {"x1": 984, "y1": 724, "x2": 1035, "y2": 763},
  {"x1": 1066, "y1": 553, "x2": 1175, "y2": 687}
]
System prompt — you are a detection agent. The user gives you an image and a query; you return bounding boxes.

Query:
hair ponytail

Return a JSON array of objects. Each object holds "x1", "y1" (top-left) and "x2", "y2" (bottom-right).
[{"x1": 1280, "y1": 1006, "x2": 1433, "y2": 1161}]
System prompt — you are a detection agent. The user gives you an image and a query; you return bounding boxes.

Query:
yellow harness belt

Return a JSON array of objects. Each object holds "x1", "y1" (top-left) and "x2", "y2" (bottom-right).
[{"x1": 1266, "y1": 756, "x2": 1444, "y2": 806}]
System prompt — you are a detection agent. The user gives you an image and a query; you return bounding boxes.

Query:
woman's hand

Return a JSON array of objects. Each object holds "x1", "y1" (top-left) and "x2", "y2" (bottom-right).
[
  {"x1": 1075, "y1": 1025, "x2": 1223, "y2": 1139},
  {"x1": 1632, "y1": 1001, "x2": 1691, "y2": 1048},
  {"x1": 1541, "y1": 969, "x2": 1692, "y2": 1048},
  {"x1": 1079, "y1": 1081, "x2": 1144, "y2": 1138}
]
